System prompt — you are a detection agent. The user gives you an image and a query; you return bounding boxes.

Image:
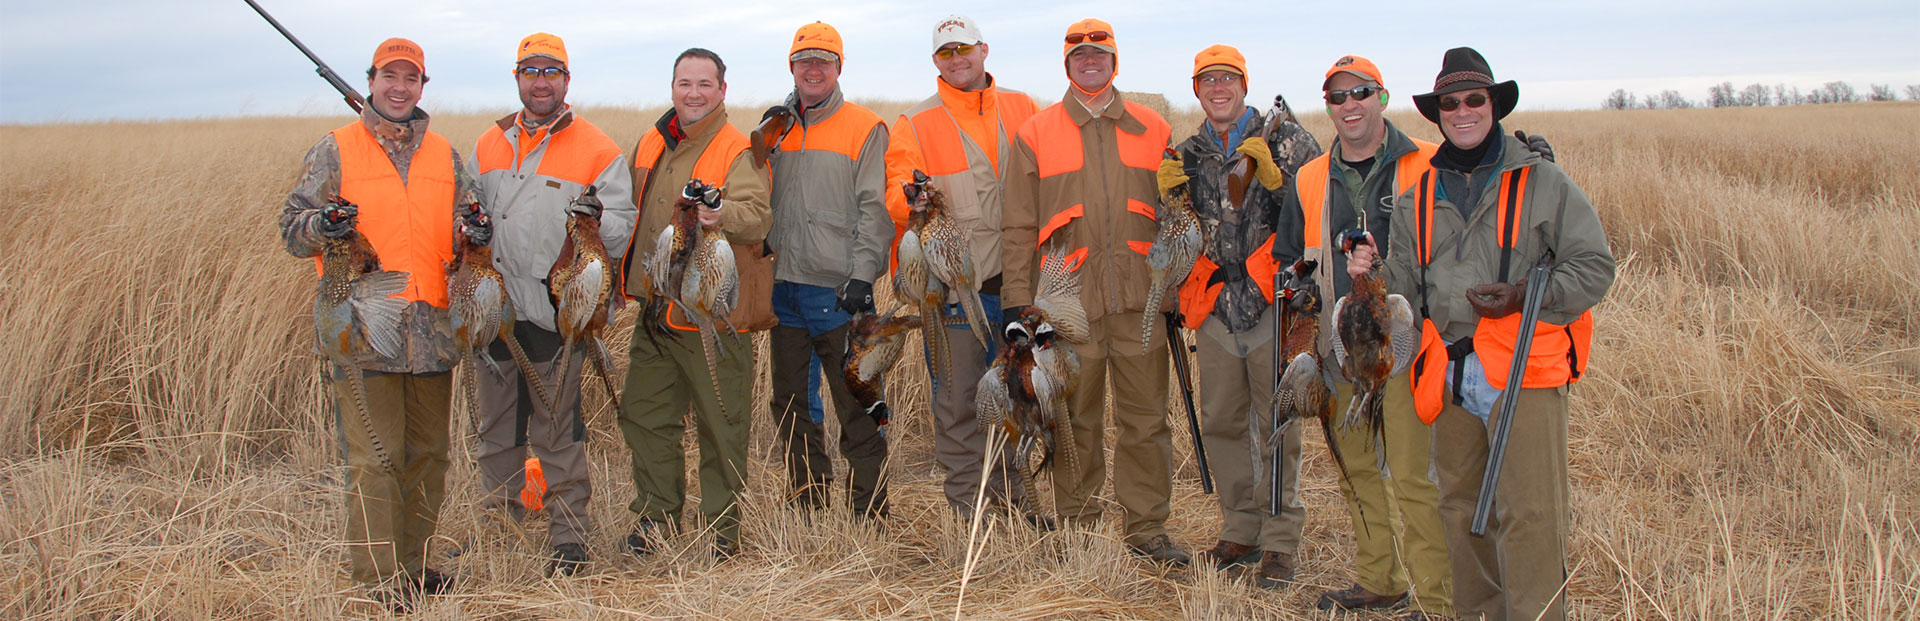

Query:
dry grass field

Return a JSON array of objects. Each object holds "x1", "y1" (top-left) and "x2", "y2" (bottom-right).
[{"x1": 2, "y1": 100, "x2": 1916, "y2": 619}]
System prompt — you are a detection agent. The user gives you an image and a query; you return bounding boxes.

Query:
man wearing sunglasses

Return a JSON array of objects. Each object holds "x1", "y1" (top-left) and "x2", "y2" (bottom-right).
[
  {"x1": 762, "y1": 21, "x2": 896, "y2": 521},
  {"x1": 881, "y1": 14, "x2": 1039, "y2": 521},
  {"x1": 1350, "y1": 47, "x2": 1614, "y2": 621},
  {"x1": 616, "y1": 48, "x2": 772, "y2": 561},
  {"x1": 1001, "y1": 18, "x2": 1187, "y2": 565},
  {"x1": 468, "y1": 31, "x2": 636, "y2": 577},
  {"x1": 1160, "y1": 43, "x2": 1320, "y2": 589},
  {"x1": 1273, "y1": 54, "x2": 1453, "y2": 618},
  {"x1": 280, "y1": 36, "x2": 481, "y2": 611}
]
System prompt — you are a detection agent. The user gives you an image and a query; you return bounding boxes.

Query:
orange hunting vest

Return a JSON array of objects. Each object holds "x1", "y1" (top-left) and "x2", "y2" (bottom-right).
[
  {"x1": 1295, "y1": 146, "x2": 1437, "y2": 252},
  {"x1": 1406, "y1": 166, "x2": 1594, "y2": 423},
  {"x1": 625, "y1": 124, "x2": 767, "y2": 332},
  {"x1": 322, "y1": 122, "x2": 456, "y2": 308}
]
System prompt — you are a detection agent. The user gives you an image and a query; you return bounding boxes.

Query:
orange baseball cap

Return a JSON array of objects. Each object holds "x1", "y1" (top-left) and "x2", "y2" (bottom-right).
[
  {"x1": 371, "y1": 37, "x2": 425, "y2": 73},
  {"x1": 1324, "y1": 54, "x2": 1384, "y2": 90},
  {"x1": 1062, "y1": 18, "x2": 1116, "y2": 57},
  {"x1": 790, "y1": 22, "x2": 844, "y2": 64},
  {"x1": 517, "y1": 32, "x2": 568, "y2": 67},
  {"x1": 1192, "y1": 44, "x2": 1247, "y2": 86}
]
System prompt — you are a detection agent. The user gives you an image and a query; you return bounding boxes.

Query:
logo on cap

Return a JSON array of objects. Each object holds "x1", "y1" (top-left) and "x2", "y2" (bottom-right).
[
  {"x1": 936, "y1": 18, "x2": 967, "y2": 32},
  {"x1": 1336, "y1": 56, "x2": 1354, "y2": 67}
]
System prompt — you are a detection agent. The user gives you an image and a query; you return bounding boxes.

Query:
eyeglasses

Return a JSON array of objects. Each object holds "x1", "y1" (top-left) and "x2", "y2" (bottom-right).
[
  {"x1": 515, "y1": 66, "x2": 569, "y2": 81},
  {"x1": 1438, "y1": 93, "x2": 1489, "y2": 111},
  {"x1": 1324, "y1": 85, "x2": 1382, "y2": 105},
  {"x1": 1196, "y1": 73, "x2": 1242, "y2": 87},
  {"x1": 1064, "y1": 31, "x2": 1111, "y2": 45},
  {"x1": 934, "y1": 44, "x2": 977, "y2": 60}
]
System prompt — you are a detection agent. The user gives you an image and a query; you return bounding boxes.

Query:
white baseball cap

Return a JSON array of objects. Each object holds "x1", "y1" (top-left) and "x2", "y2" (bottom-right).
[{"x1": 931, "y1": 15, "x2": 983, "y2": 53}]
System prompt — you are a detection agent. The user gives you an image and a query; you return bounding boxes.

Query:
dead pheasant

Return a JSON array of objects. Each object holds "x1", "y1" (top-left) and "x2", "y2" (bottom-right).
[
  {"x1": 546, "y1": 186, "x2": 621, "y2": 413},
  {"x1": 312, "y1": 197, "x2": 408, "y2": 473},
  {"x1": 1143, "y1": 149, "x2": 1204, "y2": 354},
  {"x1": 977, "y1": 246, "x2": 1087, "y2": 520},
  {"x1": 639, "y1": 183, "x2": 700, "y2": 340},
  {"x1": 843, "y1": 306, "x2": 922, "y2": 432},
  {"x1": 1269, "y1": 259, "x2": 1351, "y2": 486},
  {"x1": 1330, "y1": 231, "x2": 1419, "y2": 445},
  {"x1": 895, "y1": 171, "x2": 983, "y2": 395},
  {"x1": 448, "y1": 202, "x2": 550, "y2": 426},
  {"x1": 676, "y1": 180, "x2": 742, "y2": 421}
]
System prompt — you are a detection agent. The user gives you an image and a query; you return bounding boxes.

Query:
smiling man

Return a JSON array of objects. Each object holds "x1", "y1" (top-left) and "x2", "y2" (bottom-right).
[
  {"x1": 468, "y1": 32, "x2": 635, "y2": 578},
  {"x1": 617, "y1": 47, "x2": 771, "y2": 560},
  {"x1": 278, "y1": 37, "x2": 479, "y2": 611},
  {"x1": 1164, "y1": 43, "x2": 1317, "y2": 588},
  {"x1": 763, "y1": 21, "x2": 895, "y2": 520},
  {"x1": 1001, "y1": 18, "x2": 1185, "y2": 565},
  {"x1": 881, "y1": 14, "x2": 1038, "y2": 522},
  {"x1": 1350, "y1": 47, "x2": 1615, "y2": 621}
]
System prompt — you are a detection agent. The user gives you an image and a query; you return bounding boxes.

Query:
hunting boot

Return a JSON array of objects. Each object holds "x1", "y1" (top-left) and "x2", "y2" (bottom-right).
[
  {"x1": 548, "y1": 543, "x2": 588, "y2": 577},
  {"x1": 1317, "y1": 583, "x2": 1410, "y2": 611},
  {"x1": 1200, "y1": 540, "x2": 1260, "y2": 570},
  {"x1": 1255, "y1": 551, "x2": 1298, "y2": 589},
  {"x1": 1127, "y1": 534, "x2": 1192, "y2": 567}
]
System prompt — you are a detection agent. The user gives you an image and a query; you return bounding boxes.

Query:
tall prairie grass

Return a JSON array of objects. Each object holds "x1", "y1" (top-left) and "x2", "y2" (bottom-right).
[{"x1": 1, "y1": 102, "x2": 1915, "y2": 619}]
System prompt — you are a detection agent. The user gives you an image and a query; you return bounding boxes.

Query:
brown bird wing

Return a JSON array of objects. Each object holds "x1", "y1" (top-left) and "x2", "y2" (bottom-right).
[{"x1": 352, "y1": 270, "x2": 410, "y2": 361}]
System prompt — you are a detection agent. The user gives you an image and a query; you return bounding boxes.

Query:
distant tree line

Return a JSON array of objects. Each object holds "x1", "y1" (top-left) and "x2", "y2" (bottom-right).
[{"x1": 1603, "y1": 82, "x2": 1920, "y2": 110}]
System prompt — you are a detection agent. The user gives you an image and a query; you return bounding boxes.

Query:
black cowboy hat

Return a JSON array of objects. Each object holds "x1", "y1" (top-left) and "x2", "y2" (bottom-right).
[{"x1": 1413, "y1": 47, "x2": 1519, "y2": 124}]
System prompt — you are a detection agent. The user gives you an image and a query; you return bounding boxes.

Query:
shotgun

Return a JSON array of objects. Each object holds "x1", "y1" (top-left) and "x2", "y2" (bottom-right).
[
  {"x1": 243, "y1": 0, "x2": 366, "y2": 114},
  {"x1": 1471, "y1": 257, "x2": 1555, "y2": 536},
  {"x1": 1269, "y1": 268, "x2": 1287, "y2": 516},
  {"x1": 1165, "y1": 312, "x2": 1213, "y2": 494}
]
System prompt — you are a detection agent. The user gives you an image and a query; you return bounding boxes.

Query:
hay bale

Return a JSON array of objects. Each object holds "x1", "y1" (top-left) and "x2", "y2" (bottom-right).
[{"x1": 1121, "y1": 91, "x2": 1173, "y2": 121}]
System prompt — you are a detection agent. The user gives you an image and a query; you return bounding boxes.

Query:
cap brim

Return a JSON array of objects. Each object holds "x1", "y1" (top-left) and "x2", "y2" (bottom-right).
[
  {"x1": 517, "y1": 52, "x2": 565, "y2": 66},
  {"x1": 789, "y1": 49, "x2": 841, "y2": 63},
  {"x1": 1066, "y1": 42, "x2": 1115, "y2": 56},
  {"x1": 1321, "y1": 69, "x2": 1379, "y2": 91}
]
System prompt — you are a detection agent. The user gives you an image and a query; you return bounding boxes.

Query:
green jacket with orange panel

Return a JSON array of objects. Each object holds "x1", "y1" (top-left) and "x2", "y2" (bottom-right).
[
  {"x1": 623, "y1": 104, "x2": 775, "y2": 332},
  {"x1": 883, "y1": 74, "x2": 1037, "y2": 298},
  {"x1": 1001, "y1": 91, "x2": 1172, "y2": 322},
  {"x1": 767, "y1": 88, "x2": 893, "y2": 289},
  {"x1": 469, "y1": 107, "x2": 636, "y2": 333}
]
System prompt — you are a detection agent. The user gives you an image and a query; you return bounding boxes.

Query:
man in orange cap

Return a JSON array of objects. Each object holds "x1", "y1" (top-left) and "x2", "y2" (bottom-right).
[
  {"x1": 278, "y1": 36, "x2": 479, "y2": 610},
  {"x1": 1162, "y1": 43, "x2": 1319, "y2": 588},
  {"x1": 1273, "y1": 53, "x2": 1454, "y2": 618},
  {"x1": 881, "y1": 14, "x2": 1040, "y2": 522},
  {"x1": 1001, "y1": 18, "x2": 1188, "y2": 565},
  {"x1": 763, "y1": 21, "x2": 896, "y2": 520},
  {"x1": 469, "y1": 31, "x2": 635, "y2": 577}
]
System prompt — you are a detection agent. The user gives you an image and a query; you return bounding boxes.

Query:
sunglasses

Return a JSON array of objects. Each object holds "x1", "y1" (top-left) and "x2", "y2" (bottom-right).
[
  {"x1": 1324, "y1": 85, "x2": 1381, "y2": 105},
  {"x1": 1064, "y1": 31, "x2": 1111, "y2": 45},
  {"x1": 934, "y1": 44, "x2": 977, "y2": 60},
  {"x1": 1196, "y1": 73, "x2": 1242, "y2": 87},
  {"x1": 1438, "y1": 93, "x2": 1489, "y2": 111},
  {"x1": 514, "y1": 66, "x2": 569, "y2": 81}
]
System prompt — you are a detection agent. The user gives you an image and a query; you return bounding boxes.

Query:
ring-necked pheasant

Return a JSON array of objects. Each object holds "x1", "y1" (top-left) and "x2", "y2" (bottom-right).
[
  {"x1": 844, "y1": 306, "x2": 922, "y2": 432},
  {"x1": 897, "y1": 171, "x2": 992, "y2": 394},
  {"x1": 676, "y1": 180, "x2": 742, "y2": 421},
  {"x1": 546, "y1": 186, "x2": 621, "y2": 413},
  {"x1": 1330, "y1": 231, "x2": 1419, "y2": 446},
  {"x1": 313, "y1": 197, "x2": 408, "y2": 473},
  {"x1": 1270, "y1": 258, "x2": 1353, "y2": 486},
  {"x1": 449, "y1": 202, "x2": 550, "y2": 426},
  {"x1": 1143, "y1": 149, "x2": 1204, "y2": 355},
  {"x1": 977, "y1": 245, "x2": 1088, "y2": 521}
]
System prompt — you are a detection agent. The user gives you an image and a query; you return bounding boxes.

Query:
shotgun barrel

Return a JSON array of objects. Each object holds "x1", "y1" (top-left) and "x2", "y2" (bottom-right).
[
  {"x1": 1165, "y1": 312, "x2": 1213, "y2": 495},
  {"x1": 1470, "y1": 258, "x2": 1555, "y2": 536},
  {"x1": 243, "y1": 0, "x2": 366, "y2": 113}
]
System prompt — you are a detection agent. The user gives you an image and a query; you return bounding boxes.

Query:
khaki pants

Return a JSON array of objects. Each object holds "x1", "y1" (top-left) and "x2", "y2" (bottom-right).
[
  {"x1": 1197, "y1": 310, "x2": 1305, "y2": 553},
  {"x1": 331, "y1": 368, "x2": 451, "y2": 586},
  {"x1": 1331, "y1": 373, "x2": 1453, "y2": 615},
  {"x1": 1058, "y1": 311, "x2": 1172, "y2": 543},
  {"x1": 933, "y1": 317, "x2": 1023, "y2": 513},
  {"x1": 473, "y1": 323, "x2": 592, "y2": 548},
  {"x1": 770, "y1": 322, "x2": 890, "y2": 517},
  {"x1": 1434, "y1": 384, "x2": 1570, "y2": 621},
  {"x1": 617, "y1": 326, "x2": 753, "y2": 541}
]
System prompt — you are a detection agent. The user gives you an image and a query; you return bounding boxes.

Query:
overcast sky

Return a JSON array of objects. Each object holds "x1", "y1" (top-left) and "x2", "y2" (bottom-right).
[{"x1": 3, "y1": 0, "x2": 1917, "y2": 124}]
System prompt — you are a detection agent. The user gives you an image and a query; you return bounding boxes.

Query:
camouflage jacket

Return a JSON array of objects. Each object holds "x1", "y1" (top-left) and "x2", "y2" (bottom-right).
[
  {"x1": 1173, "y1": 102, "x2": 1321, "y2": 333},
  {"x1": 280, "y1": 107, "x2": 479, "y2": 374}
]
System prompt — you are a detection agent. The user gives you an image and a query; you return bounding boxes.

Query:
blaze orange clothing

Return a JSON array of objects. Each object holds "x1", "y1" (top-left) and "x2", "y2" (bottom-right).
[
  {"x1": 1001, "y1": 91, "x2": 1171, "y2": 321},
  {"x1": 766, "y1": 88, "x2": 893, "y2": 288},
  {"x1": 625, "y1": 105, "x2": 774, "y2": 332},
  {"x1": 1294, "y1": 141, "x2": 1438, "y2": 357},
  {"x1": 884, "y1": 76, "x2": 1037, "y2": 288},
  {"x1": 328, "y1": 121, "x2": 456, "y2": 308}
]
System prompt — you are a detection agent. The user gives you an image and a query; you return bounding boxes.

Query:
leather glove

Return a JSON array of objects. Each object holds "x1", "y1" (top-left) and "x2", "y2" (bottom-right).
[
  {"x1": 1515, "y1": 130, "x2": 1555, "y2": 163},
  {"x1": 459, "y1": 203, "x2": 492, "y2": 246},
  {"x1": 318, "y1": 198, "x2": 357, "y2": 239},
  {"x1": 1467, "y1": 281, "x2": 1527, "y2": 319},
  {"x1": 568, "y1": 186, "x2": 604, "y2": 218},
  {"x1": 762, "y1": 104, "x2": 793, "y2": 123},
  {"x1": 1156, "y1": 156, "x2": 1189, "y2": 196},
  {"x1": 1236, "y1": 136, "x2": 1286, "y2": 190},
  {"x1": 837, "y1": 279, "x2": 875, "y2": 314}
]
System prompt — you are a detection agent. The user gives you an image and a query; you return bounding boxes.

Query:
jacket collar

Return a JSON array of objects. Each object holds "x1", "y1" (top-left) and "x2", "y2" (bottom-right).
[
  {"x1": 1063, "y1": 87, "x2": 1144, "y2": 134},
  {"x1": 654, "y1": 104, "x2": 731, "y2": 151},
  {"x1": 493, "y1": 105, "x2": 576, "y2": 136},
  {"x1": 1199, "y1": 106, "x2": 1259, "y2": 151},
  {"x1": 787, "y1": 87, "x2": 845, "y2": 128},
  {"x1": 935, "y1": 73, "x2": 998, "y2": 115},
  {"x1": 359, "y1": 105, "x2": 429, "y2": 154}
]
